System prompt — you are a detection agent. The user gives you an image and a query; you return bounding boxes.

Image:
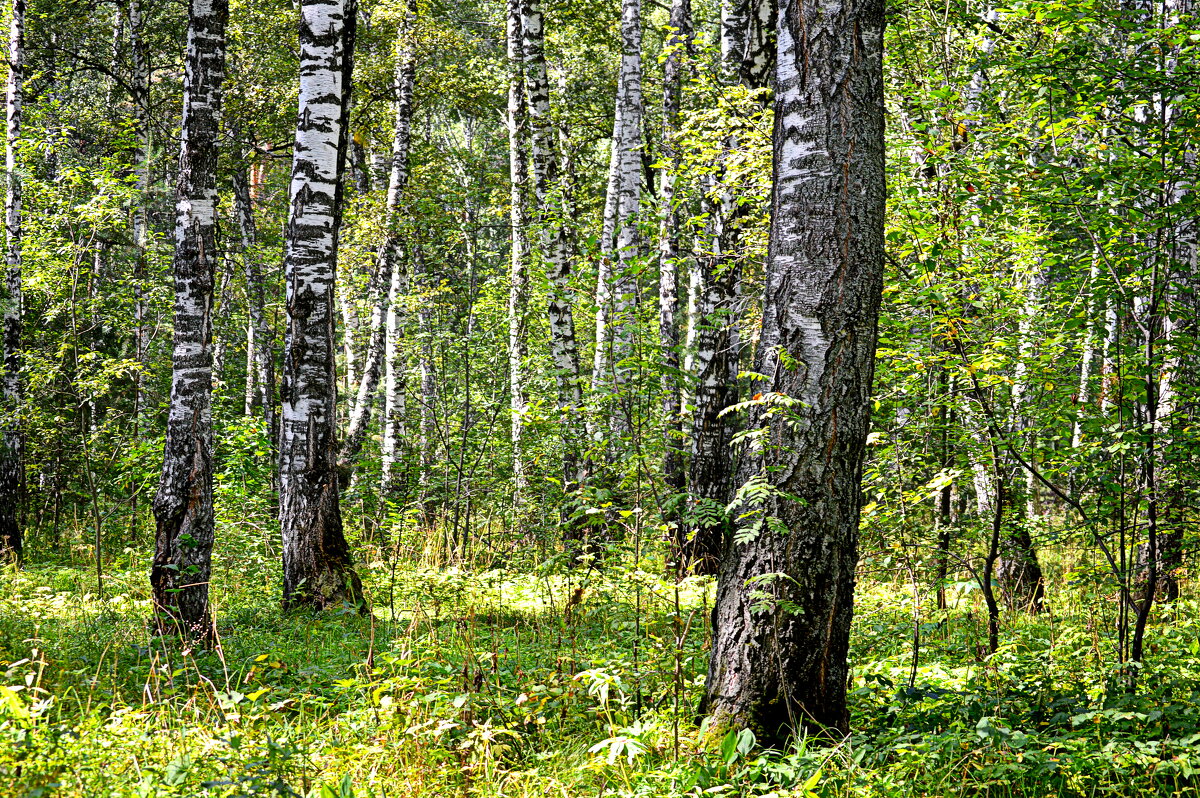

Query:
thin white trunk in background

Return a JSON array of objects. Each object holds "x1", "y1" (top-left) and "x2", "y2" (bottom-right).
[
  {"x1": 128, "y1": 0, "x2": 152, "y2": 425},
  {"x1": 1012, "y1": 263, "x2": 1045, "y2": 517},
  {"x1": 1072, "y1": 252, "x2": 1101, "y2": 449},
  {"x1": 278, "y1": 0, "x2": 363, "y2": 611},
  {"x1": 380, "y1": 261, "x2": 406, "y2": 496},
  {"x1": 592, "y1": 0, "x2": 643, "y2": 422},
  {"x1": 210, "y1": 250, "x2": 235, "y2": 390},
  {"x1": 340, "y1": 0, "x2": 417, "y2": 480},
  {"x1": 658, "y1": 0, "x2": 691, "y2": 504},
  {"x1": 523, "y1": 0, "x2": 584, "y2": 485},
  {"x1": 1, "y1": 0, "x2": 24, "y2": 563},
  {"x1": 233, "y1": 165, "x2": 277, "y2": 451},
  {"x1": 415, "y1": 247, "x2": 437, "y2": 520},
  {"x1": 379, "y1": 0, "x2": 419, "y2": 499},
  {"x1": 506, "y1": 0, "x2": 530, "y2": 493},
  {"x1": 244, "y1": 314, "x2": 256, "y2": 415},
  {"x1": 338, "y1": 279, "x2": 359, "y2": 398}
]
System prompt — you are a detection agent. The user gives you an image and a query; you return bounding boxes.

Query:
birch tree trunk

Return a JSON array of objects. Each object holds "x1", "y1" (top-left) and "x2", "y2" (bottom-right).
[
  {"x1": 681, "y1": 0, "x2": 768, "y2": 574},
  {"x1": 701, "y1": 0, "x2": 884, "y2": 740},
  {"x1": 209, "y1": 250, "x2": 235, "y2": 390},
  {"x1": 380, "y1": 260, "x2": 407, "y2": 496},
  {"x1": 150, "y1": 0, "x2": 227, "y2": 638},
  {"x1": 339, "y1": 0, "x2": 417, "y2": 481},
  {"x1": 659, "y1": 0, "x2": 691, "y2": 531},
  {"x1": 609, "y1": 0, "x2": 642, "y2": 411},
  {"x1": 380, "y1": 0, "x2": 419, "y2": 500},
  {"x1": 592, "y1": 0, "x2": 642, "y2": 421},
  {"x1": 506, "y1": 0, "x2": 530, "y2": 495},
  {"x1": 415, "y1": 246, "x2": 437, "y2": 522},
  {"x1": 1139, "y1": 0, "x2": 1194, "y2": 601},
  {"x1": 232, "y1": 165, "x2": 277, "y2": 451},
  {"x1": 0, "y1": 0, "x2": 24, "y2": 564},
  {"x1": 997, "y1": 263, "x2": 1046, "y2": 611},
  {"x1": 279, "y1": 0, "x2": 364, "y2": 612},
  {"x1": 522, "y1": 0, "x2": 584, "y2": 488},
  {"x1": 1072, "y1": 253, "x2": 1101, "y2": 449},
  {"x1": 128, "y1": 0, "x2": 153, "y2": 428}
]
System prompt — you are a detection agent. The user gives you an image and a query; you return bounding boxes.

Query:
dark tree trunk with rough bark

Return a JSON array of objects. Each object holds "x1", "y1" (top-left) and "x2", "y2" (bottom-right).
[
  {"x1": 279, "y1": 0, "x2": 364, "y2": 612},
  {"x1": 701, "y1": 0, "x2": 884, "y2": 742},
  {"x1": 0, "y1": 0, "x2": 24, "y2": 565},
  {"x1": 150, "y1": 0, "x2": 228, "y2": 639}
]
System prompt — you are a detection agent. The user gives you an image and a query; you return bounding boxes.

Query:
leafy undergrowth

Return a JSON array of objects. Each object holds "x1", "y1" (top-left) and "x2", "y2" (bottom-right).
[{"x1": 3, "y1": 543, "x2": 1200, "y2": 797}]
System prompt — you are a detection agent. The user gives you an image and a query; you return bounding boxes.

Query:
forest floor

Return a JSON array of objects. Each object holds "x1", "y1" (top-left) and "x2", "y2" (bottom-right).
[{"x1": 3, "y1": 528, "x2": 1200, "y2": 797}]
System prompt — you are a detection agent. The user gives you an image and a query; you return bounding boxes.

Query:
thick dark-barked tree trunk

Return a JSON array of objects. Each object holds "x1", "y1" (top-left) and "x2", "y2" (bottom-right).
[
  {"x1": 279, "y1": 0, "x2": 364, "y2": 612},
  {"x1": 701, "y1": 0, "x2": 884, "y2": 742},
  {"x1": 0, "y1": 0, "x2": 24, "y2": 565},
  {"x1": 150, "y1": 0, "x2": 228, "y2": 639}
]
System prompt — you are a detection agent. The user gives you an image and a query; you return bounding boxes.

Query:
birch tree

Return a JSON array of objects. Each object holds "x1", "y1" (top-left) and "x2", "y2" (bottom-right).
[
  {"x1": 150, "y1": 0, "x2": 228, "y2": 638},
  {"x1": 232, "y1": 164, "x2": 276, "y2": 452},
  {"x1": 522, "y1": 0, "x2": 584, "y2": 488},
  {"x1": 128, "y1": 0, "x2": 153, "y2": 429},
  {"x1": 702, "y1": 0, "x2": 884, "y2": 739},
  {"x1": 659, "y1": 0, "x2": 691, "y2": 526},
  {"x1": 339, "y1": 0, "x2": 418, "y2": 482},
  {"x1": 506, "y1": 0, "x2": 530, "y2": 494},
  {"x1": 278, "y1": 0, "x2": 364, "y2": 611},
  {"x1": 380, "y1": 0, "x2": 419, "y2": 498},
  {"x1": 592, "y1": 0, "x2": 642, "y2": 418},
  {"x1": 0, "y1": 0, "x2": 24, "y2": 564}
]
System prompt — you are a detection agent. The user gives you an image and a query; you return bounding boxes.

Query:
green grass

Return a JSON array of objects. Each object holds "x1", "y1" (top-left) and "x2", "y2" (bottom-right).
[{"x1": 3, "y1": 527, "x2": 1200, "y2": 797}]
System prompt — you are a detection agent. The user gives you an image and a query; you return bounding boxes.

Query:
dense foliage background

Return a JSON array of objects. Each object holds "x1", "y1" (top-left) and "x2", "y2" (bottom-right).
[{"x1": 0, "y1": 0, "x2": 1197, "y2": 794}]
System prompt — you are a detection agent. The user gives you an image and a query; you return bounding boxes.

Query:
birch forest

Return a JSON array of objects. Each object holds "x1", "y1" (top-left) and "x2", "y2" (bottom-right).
[{"x1": 0, "y1": 0, "x2": 1198, "y2": 794}]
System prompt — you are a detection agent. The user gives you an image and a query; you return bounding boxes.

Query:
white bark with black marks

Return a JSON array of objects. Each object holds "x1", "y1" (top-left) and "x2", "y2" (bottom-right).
[
  {"x1": 233, "y1": 166, "x2": 277, "y2": 450},
  {"x1": 279, "y1": 0, "x2": 364, "y2": 611},
  {"x1": 522, "y1": 0, "x2": 584, "y2": 485},
  {"x1": 150, "y1": 0, "x2": 228, "y2": 638},
  {"x1": 592, "y1": 0, "x2": 642, "y2": 412},
  {"x1": 659, "y1": 0, "x2": 691, "y2": 518},
  {"x1": 506, "y1": 0, "x2": 530, "y2": 493},
  {"x1": 339, "y1": 0, "x2": 417, "y2": 481},
  {"x1": 1, "y1": 0, "x2": 24, "y2": 564}
]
